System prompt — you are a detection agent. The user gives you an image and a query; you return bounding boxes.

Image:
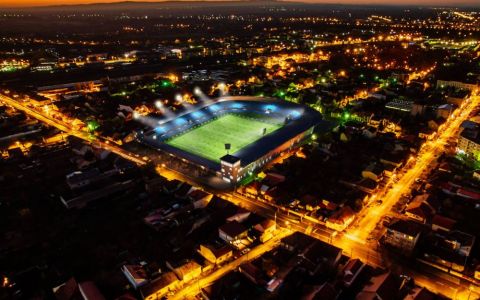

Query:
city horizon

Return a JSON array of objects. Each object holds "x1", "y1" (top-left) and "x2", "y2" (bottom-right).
[{"x1": 0, "y1": 0, "x2": 479, "y2": 8}]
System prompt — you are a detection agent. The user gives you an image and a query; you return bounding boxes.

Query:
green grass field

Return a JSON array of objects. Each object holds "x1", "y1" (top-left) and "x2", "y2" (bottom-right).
[{"x1": 166, "y1": 114, "x2": 281, "y2": 162}]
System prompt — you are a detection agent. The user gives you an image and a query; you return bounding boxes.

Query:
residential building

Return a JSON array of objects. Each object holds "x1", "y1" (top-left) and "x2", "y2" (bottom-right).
[
  {"x1": 253, "y1": 219, "x2": 276, "y2": 243},
  {"x1": 384, "y1": 219, "x2": 423, "y2": 254},
  {"x1": 457, "y1": 129, "x2": 480, "y2": 158},
  {"x1": 437, "y1": 80, "x2": 478, "y2": 91},
  {"x1": 171, "y1": 261, "x2": 202, "y2": 283},
  {"x1": 356, "y1": 271, "x2": 402, "y2": 300},
  {"x1": 121, "y1": 264, "x2": 149, "y2": 289},
  {"x1": 140, "y1": 272, "x2": 179, "y2": 300},
  {"x1": 405, "y1": 194, "x2": 435, "y2": 224},
  {"x1": 198, "y1": 244, "x2": 233, "y2": 265},
  {"x1": 326, "y1": 206, "x2": 356, "y2": 231},
  {"x1": 362, "y1": 163, "x2": 385, "y2": 182},
  {"x1": 218, "y1": 220, "x2": 248, "y2": 243},
  {"x1": 342, "y1": 258, "x2": 366, "y2": 287},
  {"x1": 431, "y1": 215, "x2": 456, "y2": 232},
  {"x1": 53, "y1": 278, "x2": 106, "y2": 300}
]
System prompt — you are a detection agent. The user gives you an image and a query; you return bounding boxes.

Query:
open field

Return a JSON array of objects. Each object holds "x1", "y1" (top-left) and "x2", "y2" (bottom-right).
[{"x1": 166, "y1": 114, "x2": 281, "y2": 162}]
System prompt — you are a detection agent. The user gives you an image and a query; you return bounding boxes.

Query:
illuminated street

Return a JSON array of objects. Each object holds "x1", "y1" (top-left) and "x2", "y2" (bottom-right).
[
  {"x1": 347, "y1": 92, "x2": 479, "y2": 242},
  {"x1": 168, "y1": 229, "x2": 293, "y2": 300},
  {"x1": 0, "y1": 93, "x2": 148, "y2": 166}
]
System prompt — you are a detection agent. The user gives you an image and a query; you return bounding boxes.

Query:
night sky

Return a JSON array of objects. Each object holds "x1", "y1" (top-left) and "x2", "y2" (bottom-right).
[{"x1": 0, "y1": 0, "x2": 479, "y2": 8}]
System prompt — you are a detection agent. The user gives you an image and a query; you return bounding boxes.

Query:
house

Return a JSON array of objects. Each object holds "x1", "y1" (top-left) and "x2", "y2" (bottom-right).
[
  {"x1": 421, "y1": 230, "x2": 475, "y2": 272},
  {"x1": 299, "y1": 240, "x2": 342, "y2": 274},
  {"x1": 321, "y1": 199, "x2": 338, "y2": 211},
  {"x1": 380, "y1": 151, "x2": 407, "y2": 168},
  {"x1": 404, "y1": 286, "x2": 438, "y2": 300},
  {"x1": 356, "y1": 178, "x2": 378, "y2": 194},
  {"x1": 198, "y1": 244, "x2": 233, "y2": 265},
  {"x1": 171, "y1": 261, "x2": 202, "y2": 283},
  {"x1": 444, "y1": 231, "x2": 475, "y2": 257},
  {"x1": 441, "y1": 182, "x2": 480, "y2": 201},
  {"x1": 60, "y1": 180, "x2": 136, "y2": 209},
  {"x1": 356, "y1": 271, "x2": 402, "y2": 300},
  {"x1": 65, "y1": 168, "x2": 101, "y2": 190},
  {"x1": 456, "y1": 187, "x2": 480, "y2": 201},
  {"x1": 187, "y1": 189, "x2": 213, "y2": 209},
  {"x1": 300, "y1": 194, "x2": 321, "y2": 211},
  {"x1": 263, "y1": 172, "x2": 286, "y2": 185},
  {"x1": 163, "y1": 179, "x2": 183, "y2": 194},
  {"x1": 437, "y1": 104, "x2": 454, "y2": 119},
  {"x1": 421, "y1": 245, "x2": 467, "y2": 273},
  {"x1": 326, "y1": 206, "x2": 355, "y2": 231},
  {"x1": 384, "y1": 219, "x2": 423, "y2": 254},
  {"x1": 253, "y1": 219, "x2": 276, "y2": 243},
  {"x1": 405, "y1": 202, "x2": 434, "y2": 224},
  {"x1": 431, "y1": 215, "x2": 456, "y2": 232},
  {"x1": 174, "y1": 183, "x2": 193, "y2": 199},
  {"x1": 281, "y1": 232, "x2": 318, "y2": 252},
  {"x1": 121, "y1": 264, "x2": 149, "y2": 289},
  {"x1": 342, "y1": 258, "x2": 365, "y2": 287},
  {"x1": 475, "y1": 264, "x2": 480, "y2": 281},
  {"x1": 144, "y1": 176, "x2": 169, "y2": 194},
  {"x1": 219, "y1": 220, "x2": 248, "y2": 243},
  {"x1": 53, "y1": 277, "x2": 106, "y2": 300},
  {"x1": 362, "y1": 163, "x2": 384, "y2": 182},
  {"x1": 404, "y1": 194, "x2": 436, "y2": 224},
  {"x1": 263, "y1": 186, "x2": 290, "y2": 202},
  {"x1": 239, "y1": 262, "x2": 265, "y2": 285},
  {"x1": 226, "y1": 208, "x2": 251, "y2": 223},
  {"x1": 244, "y1": 181, "x2": 261, "y2": 196},
  {"x1": 302, "y1": 282, "x2": 339, "y2": 300},
  {"x1": 436, "y1": 79, "x2": 478, "y2": 91},
  {"x1": 382, "y1": 163, "x2": 397, "y2": 178},
  {"x1": 259, "y1": 172, "x2": 285, "y2": 194},
  {"x1": 461, "y1": 120, "x2": 480, "y2": 131},
  {"x1": 473, "y1": 170, "x2": 480, "y2": 181},
  {"x1": 140, "y1": 272, "x2": 179, "y2": 300},
  {"x1": 362, "y1": 126, "x2": 378, "y2": 139}
]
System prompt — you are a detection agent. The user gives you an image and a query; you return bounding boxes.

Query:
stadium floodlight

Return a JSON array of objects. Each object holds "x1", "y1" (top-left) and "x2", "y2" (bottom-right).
[
  {"x1": 133, "y1": 111, "x2": 140, "y2": 119},
  {"x1": 194, "y1": 87, "x2": 213, "y2": 103},
  {"x1": 218, "y1": 82, "x2": 228, "y2": 96},
  {"x1": 193, "y1": 87, "x2": 202, "y2": 96},
  {"x1": 175, "y1": 94, "x2": 183, "y2": 102}
]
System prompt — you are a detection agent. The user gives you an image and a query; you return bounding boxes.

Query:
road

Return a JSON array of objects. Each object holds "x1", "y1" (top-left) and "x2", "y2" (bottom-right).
[
  {"x1": 0, "y1": 94, "x2": 148, "y2": 166},
  {"x1": 168, "y1": 228, "x2": 293, "y2": 300},
  {"x1": 345, "y1": 93, "x2": 479, "y2": 243}
]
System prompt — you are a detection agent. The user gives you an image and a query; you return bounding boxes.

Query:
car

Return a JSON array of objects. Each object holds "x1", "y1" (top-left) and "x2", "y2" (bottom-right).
[
  {"x1": 414, "y1": 178, "x2": 423, "y2": 183},
  {"x1": 289, "y1": 199, "x2": 300, "y2": 208},
  {"x1": 241, "y1": 248, "x2": 251, "y2": 255},
  {"x1": 375, "y1": 199, "x2": 383, "y2": 205}
]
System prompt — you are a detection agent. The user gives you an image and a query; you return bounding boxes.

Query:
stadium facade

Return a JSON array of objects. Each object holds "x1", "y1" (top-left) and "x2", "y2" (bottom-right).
[{"x1": 137, "y1": 96, "x2": 323, "y2": 184}]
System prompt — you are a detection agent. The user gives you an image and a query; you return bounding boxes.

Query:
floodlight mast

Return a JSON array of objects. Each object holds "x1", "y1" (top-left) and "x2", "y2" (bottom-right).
[{"x1": 225, "y1": 143, "x2": 231, "y2": 155}]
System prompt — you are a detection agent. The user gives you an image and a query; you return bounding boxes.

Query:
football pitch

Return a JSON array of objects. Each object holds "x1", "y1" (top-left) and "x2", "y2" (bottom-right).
[{"x1": 166, "y1": 114, "x2": 281, "y2": 162}]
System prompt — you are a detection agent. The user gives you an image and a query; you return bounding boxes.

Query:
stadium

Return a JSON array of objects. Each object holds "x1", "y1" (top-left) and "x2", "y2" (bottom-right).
[{"x1": 137, "y1": 96, "x2": 323, "y2": 184}]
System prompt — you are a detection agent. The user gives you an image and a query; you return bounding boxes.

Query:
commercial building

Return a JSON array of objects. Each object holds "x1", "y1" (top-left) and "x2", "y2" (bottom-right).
[
  {"x1": 384, "y1": 219, "x2": 423, "y2": 254},
  {"x1": 458, "y1": 129, "x2": 480, "y2": 158}
]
